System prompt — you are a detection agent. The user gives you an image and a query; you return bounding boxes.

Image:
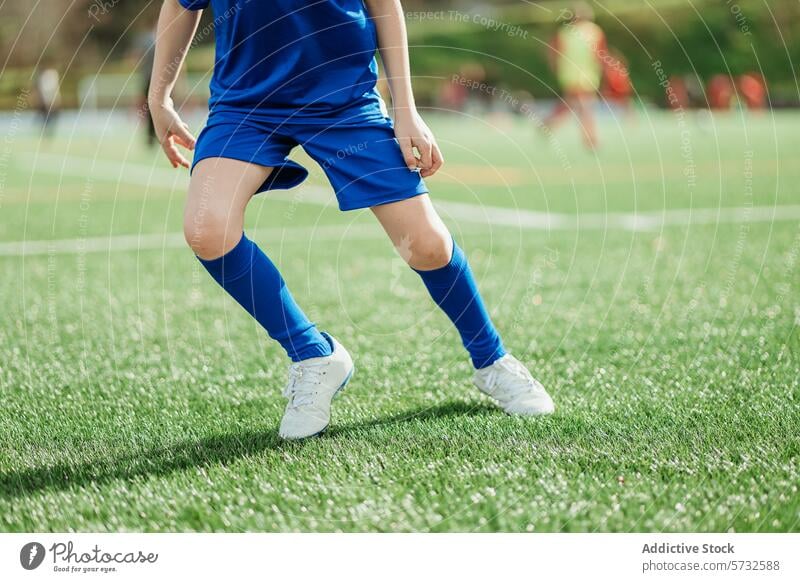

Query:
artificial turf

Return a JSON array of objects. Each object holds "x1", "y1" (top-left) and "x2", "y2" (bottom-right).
[{"x1": 0, "y1": 110, "x2": 798, "y2": 531}]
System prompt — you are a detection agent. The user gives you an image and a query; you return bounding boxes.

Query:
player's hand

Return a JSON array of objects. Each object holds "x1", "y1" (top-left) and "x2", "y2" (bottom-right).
[
  {"x1": 149, "y1": 97, "x2": 196, "y2": 169},
  {"x1": 393, "y1": 110, "x2": 444, "y2": 178}
]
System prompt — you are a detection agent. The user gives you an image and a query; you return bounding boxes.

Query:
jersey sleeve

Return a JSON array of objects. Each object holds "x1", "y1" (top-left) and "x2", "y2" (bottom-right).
[{"x1": 178, "y1": 0, "x2": 209, "y2": 10}]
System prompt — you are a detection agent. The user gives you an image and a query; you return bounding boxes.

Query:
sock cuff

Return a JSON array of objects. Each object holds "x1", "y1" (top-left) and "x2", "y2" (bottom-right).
[
  {"x1": 197, "y1": 233, "x2": 254, "y2": 281},
  {"x1": 413, "y1": 238, "x2": 467, "y2": 284}
]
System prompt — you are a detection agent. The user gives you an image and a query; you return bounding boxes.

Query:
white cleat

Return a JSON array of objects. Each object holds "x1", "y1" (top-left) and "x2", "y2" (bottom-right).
[
  {"x1": 279, "y1": 334, "x2": 354, "y2": 440},
  {"x1": 473, "y1": 354, "x2": 555, "y2": 416}
]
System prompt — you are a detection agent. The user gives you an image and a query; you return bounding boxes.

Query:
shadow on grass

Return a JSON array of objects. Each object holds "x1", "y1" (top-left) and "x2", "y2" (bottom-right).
[{"x1": 0, "y1": 401, "x2": 498, "y2": 500}]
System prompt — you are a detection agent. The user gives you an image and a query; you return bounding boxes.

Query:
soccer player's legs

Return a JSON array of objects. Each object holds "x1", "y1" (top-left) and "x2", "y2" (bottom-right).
[
  {"x1": 571, "y1": 91, "x2": 599, "y2": 149},
  {"x1": 369, "y1": 194, "x2": 553, "y2": 415},
  {"x1": 370, "y1": 194, "x2": 506, "y2": 369},
  {"x1": 185, "y1": 157, "x2": 331, "y2": 363}
]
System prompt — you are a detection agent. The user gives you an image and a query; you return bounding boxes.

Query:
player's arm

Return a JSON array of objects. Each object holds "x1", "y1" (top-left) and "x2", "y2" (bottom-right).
[
  {"x1": 147, "y1": 0, "x2": 202, "y2": 168},
  {"x1": 365, "y1": 0, "x2": 443, "y2": 177}
]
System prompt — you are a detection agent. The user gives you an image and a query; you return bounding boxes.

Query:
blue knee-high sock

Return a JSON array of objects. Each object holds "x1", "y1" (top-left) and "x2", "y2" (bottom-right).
[
  {"x1": 198, "y1": 233, "x2": 332, "y2": 362},
  {"x1": 414, "y1": 241, "x2": 506, "y2": 369}
]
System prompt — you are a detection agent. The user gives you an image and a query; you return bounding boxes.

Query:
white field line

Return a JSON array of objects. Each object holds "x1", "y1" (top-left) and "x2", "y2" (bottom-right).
[
  {"x1": 0, "y1": 224, "x2": 393, "y2": 257},
  {"x1": 16, "y1": 152, "x2": 800, "y2": 234},
  {"x1": 273, "y1": 185, "x2": 800, "y2": 231}
]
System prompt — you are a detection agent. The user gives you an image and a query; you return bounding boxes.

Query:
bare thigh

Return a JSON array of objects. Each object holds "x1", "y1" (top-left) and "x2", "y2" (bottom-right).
[
  {"x1": 371, "y1": 194, "x2": 453, "y2": 270},
  {"x1": 184, "y1": 158, "x2": 273, "y2": 259}
]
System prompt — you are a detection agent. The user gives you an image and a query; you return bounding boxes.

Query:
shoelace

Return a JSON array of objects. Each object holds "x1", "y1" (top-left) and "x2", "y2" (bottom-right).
[
  {"x1": 484, "y1": 357, "x2": 536, "y2": 402},
  {"x1": 283, "y1": 361, "x2": 328, "y2": 408},
  {"x1": 499, "y1": 357, "x2": 535, "y2": 383}
]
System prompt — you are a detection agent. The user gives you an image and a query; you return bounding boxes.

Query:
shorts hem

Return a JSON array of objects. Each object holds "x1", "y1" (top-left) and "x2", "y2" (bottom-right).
[
  {"x1": 338, "y1": 184, "x2": 429, "y2": 211},
  {"x1": 190, "y1": 154, "x2": 308, "y2": 192}
]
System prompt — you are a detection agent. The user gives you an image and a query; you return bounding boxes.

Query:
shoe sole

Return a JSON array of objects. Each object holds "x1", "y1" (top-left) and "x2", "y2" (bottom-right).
[
  {"x1": 503, "y1": 398, "x2": 555, "y2": 416},
  {"x1": 505, "y1": 406, "x2": 555, "y2": 416},
  {"x1": 477, "y1": 386, "x2": 555, "y2": 416},
  {"x1": 280, "y1": 364, "x2": 354, "y2": 441}
]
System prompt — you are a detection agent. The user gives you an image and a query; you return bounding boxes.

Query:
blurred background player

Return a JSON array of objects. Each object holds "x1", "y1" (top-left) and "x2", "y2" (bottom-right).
[
  {"x1": 601, "y1": 48, "x2": 634, "y2": 121},
  {"x1": 707, "y1": 74, "x2": 735, "y2": 110},
  {"x1": 33, "y1": 63, "x2": 61, "y2": 138},
  {"x1": 543, "y1": 3, "x2": 605, "y2": 149},
  {"x1": 738, "y1": 72, "x2": 767, "y2": 111}
]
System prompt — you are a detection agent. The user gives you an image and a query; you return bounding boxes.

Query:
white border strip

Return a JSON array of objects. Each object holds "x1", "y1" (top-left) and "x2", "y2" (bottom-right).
[{"x1": 1, "y1": 533, "x2": 798, "y2": 581}]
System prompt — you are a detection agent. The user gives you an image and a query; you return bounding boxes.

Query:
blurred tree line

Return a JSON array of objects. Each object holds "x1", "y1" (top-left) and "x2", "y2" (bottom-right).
[{"x1": 0, "y1": 0, "x2": 798, "y2": 107}]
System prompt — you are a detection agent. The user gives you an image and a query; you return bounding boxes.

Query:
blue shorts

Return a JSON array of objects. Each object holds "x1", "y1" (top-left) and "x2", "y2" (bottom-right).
[{"x1": 191, "y1": 110, "x2": 428, "y2": 211}]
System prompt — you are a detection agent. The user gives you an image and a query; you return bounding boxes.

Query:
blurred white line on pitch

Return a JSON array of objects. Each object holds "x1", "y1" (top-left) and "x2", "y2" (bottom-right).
[
  {"x1": 0, "y1": 225, "x2": 389, "y2": 257},
  {"x1": 17, "y1": 153, "x2": 800, "y2": 231}
]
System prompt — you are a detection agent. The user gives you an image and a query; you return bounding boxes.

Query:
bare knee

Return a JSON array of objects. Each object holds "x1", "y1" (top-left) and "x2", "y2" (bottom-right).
[
  {"x1": 402, "y1": 231, "x2": 453, "y2": 271},
  {"x1": 183, "y1": 159, "x2": 272, "y2": 259},
  {"x1": 183, "y1": 207, "x2": 240, "y2": 260}
]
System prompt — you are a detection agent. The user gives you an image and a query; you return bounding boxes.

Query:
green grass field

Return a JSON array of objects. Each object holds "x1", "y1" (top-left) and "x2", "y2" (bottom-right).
[{"x1": 0, "y1": 109, "x2": 798, "y2": 532}]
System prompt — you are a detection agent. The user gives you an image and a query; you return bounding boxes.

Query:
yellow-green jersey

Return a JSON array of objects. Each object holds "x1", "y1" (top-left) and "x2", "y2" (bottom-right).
[{"x1": 555, "y1": 21, "x2": 604, "y2": 93}]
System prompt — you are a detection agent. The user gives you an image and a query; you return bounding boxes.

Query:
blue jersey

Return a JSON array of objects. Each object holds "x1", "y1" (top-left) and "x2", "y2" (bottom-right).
[{"x1": 179, "y1": 0, "x2": 383, "y2": 122}]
